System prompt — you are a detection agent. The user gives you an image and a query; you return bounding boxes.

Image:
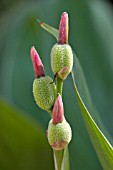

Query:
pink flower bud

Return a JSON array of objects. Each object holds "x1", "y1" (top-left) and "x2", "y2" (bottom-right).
[
  {"x1": 52, "y1": 94, "x2": 64, "y2": 124},
  {"x1": 30, "y1": 46, "x2": 45, "y2": 78},
  {"x1": 58, "y1": 12, "x2": 68, "y2": 44}
]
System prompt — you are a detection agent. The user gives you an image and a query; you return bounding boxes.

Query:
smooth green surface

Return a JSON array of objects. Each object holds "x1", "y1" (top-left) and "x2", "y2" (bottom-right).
[
  {"x1": 40, "y1": 14, "x2": 113, "y2": 170},
  {"x1": 0, "y1": 0, "x2": 113, "y2": 170},
  {"x1": 56, "y1": 77, "x2": 63, "y2": 96},
  {"x1": 54, "y1": 149, "x2": 64, "y2": 170},
  {"x1": 53, "y1": 147, "x2": 70, "y2": 170},
  {"x1": 0, "y1": 97, "x2": 54, "y2": 170},
  {"x1": 61, "y1": 147, "x2": 70, "y2": 170},
  {"x1": 39, "y1": 20, "x2": 58, "y2": 40},
  {"x1": 72, "y1": 72, "x2": 113, "y2": 170}
]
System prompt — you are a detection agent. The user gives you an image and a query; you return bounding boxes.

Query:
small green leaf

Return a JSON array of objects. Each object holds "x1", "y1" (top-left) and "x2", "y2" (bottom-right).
[
  {"x1": 38, "y1": 19, "x2": 58, "y2": 40},
  {"x1": 39, "y1": 21, "x2": 113, "y2": 170}
]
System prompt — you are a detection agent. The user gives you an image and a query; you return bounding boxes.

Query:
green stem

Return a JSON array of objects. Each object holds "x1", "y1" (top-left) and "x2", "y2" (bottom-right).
[
  {"x1": 56, "y1": 76, "x2": 63, "y2": 96},
  {"x1": 53, "y1": 149, "x2": 64, "y2": 170},
  {"x1": 53, "y1": 147, "x2": 70, "y2": 170},
  {"x1": 53, "y1": 76, "x2": 70, "y2": 170}
]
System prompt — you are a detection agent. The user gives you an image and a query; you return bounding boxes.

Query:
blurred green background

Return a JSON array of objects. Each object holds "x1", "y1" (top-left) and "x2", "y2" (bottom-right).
[{"x1": 0, "y1": 0, "x2": 113, "y2": 169}]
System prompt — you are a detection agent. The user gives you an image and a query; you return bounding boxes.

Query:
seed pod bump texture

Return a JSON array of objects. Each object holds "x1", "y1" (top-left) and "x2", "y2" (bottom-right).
[
  {"x1": 33, "y1": 76, "x2": 56, "y2": 111},
  {"x1": 47, "y1": 118, "x2": 72, "y2": 150},
  {"x1": 51, "y1": 43, "x2": 73, "y2": 80}
]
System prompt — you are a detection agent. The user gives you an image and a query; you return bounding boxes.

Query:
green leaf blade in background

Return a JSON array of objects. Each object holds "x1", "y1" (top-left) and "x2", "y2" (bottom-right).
[
  {"x1": 39, "y1": 19, "x2": 113, "y2": 170},
  {"x1": 72, "y1": 71, "x2": 113, "y2": 170},
  {"x1": 0, "y1": 97, "x2": 54, "y2": 170}
]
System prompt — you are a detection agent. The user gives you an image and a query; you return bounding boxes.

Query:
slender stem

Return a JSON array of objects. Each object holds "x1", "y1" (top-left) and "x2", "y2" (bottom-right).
[
  {"x1": 53, "y1": 149, "x2": 64, "y2": 170},
  {"x1": 61, "y1": 147, "x2": 70, "y2": 170},
  {"x1": 53, "y1": 76, "x2": 70, "y2": 170},
  {"x1": 56, "y1": 76, "x2": 63, "y2": 96},
  {"x1": 53, "y1": 147, "x2": 70, "y2": 170}
]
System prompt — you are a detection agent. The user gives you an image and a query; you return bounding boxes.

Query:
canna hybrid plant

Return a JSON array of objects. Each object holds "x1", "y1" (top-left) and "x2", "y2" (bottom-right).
[
  {"x1": 31, "y1": 12, "x2": 72, "y2": 169},
  {"x1": 30, "y1": 12, "x2": 113, "y2": 170}
]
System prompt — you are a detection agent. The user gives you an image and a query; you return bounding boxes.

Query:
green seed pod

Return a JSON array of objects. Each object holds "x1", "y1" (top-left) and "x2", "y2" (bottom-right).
[
  {"x1": 51, "y1": 43, "x2": 73, "y2": 80},
  {"x1": 33, "y1": 76, "x2": 56, "y2": 112},
  {"x1": 47, "y1": 118, "x2": 72, "y2": 150}
]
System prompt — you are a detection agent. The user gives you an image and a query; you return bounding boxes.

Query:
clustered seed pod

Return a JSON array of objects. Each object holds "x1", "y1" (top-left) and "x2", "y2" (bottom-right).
[
  {"x1": 47, "y1": 94, "x2": 72, "y2": 150},
  {"x1": 51, "y1": 44, "x2": 73, "y2": 80},
  {"x1": 33, "y1": 76, "x2": 56, "y2": 111},
  {"x1": 51, "y1": 12, "x2": 73, "y2": 80},
  {"x1": 31, "y1": 47, "x2": 56, "y2": 112},
  {"x1": 48, "y1": 118, "x2": 72, "y2": 150}
]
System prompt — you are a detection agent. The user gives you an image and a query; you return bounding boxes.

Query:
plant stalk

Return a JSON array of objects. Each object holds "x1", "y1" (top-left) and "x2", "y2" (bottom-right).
[
  {"x1": 53, "y1": 76, "x2": 70, "y2": 170},
  {"x1": 53, "y1": 147, "x2": 70, "y2": 170},
  {"x1": 56, "y1": 76, "x2": 63, "y2": 96}
]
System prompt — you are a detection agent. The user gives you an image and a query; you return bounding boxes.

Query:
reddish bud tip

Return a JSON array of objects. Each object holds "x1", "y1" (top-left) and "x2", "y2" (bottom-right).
[
  {"x1": 58, "y1": 12, "x2": 68, "y2": 44},
  {"x1": 52, "y1": 94, "x2": 64, "y2": 124},
  {"x1": 30, "y1": 46, "x2": 45, "y2": 78}
]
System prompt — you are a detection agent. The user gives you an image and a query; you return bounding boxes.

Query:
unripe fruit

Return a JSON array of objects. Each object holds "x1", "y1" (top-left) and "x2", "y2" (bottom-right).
[
  {"x1": 33, "y1": 76, "x2": 56, "y2": 111},
  {"x1": 47, "y1": 118, "x2": 72, "y2": 150},
  {"x1": 51, "y1": 43, "x2": 73, "y2": 80}
]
